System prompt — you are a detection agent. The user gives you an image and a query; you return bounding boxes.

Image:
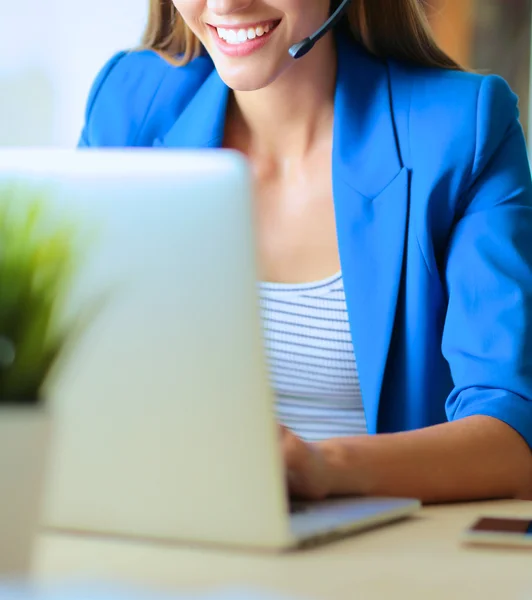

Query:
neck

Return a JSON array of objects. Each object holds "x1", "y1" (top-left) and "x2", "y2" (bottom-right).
[{"x1": 227, "y1": 35, "x2": 337, "y2": 164}]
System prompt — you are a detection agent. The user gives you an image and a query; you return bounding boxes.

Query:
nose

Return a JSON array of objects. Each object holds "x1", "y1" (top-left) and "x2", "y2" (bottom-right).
[{"x1": 206, "y1": 0, "x2": 255, "y2": 16}]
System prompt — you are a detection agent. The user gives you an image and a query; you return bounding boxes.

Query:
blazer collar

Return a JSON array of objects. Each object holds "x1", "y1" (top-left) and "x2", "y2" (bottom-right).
[
  {"x1": 333, "y1": 34, "x2": 403, "y2": 198},
  {"x1": 156, "y1": 66, "x2": 230, "y2": 149},
  {"x1": 156, "y1": 33, "x2": 404, "y2": 192}
]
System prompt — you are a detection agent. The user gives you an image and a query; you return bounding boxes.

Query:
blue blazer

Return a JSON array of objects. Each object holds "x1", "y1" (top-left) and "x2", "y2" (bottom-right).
[{"x1": 79, "y1": 34, "x2": 532, "y2": 449}]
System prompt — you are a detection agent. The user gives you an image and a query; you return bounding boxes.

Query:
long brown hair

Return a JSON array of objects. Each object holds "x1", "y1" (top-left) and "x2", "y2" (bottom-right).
[{"x1": 141, "y1": 0, "x2": 462, "y2": 70}]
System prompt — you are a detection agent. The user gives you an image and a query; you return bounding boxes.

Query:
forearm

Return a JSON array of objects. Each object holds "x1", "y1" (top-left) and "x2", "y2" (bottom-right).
[{"x1": 318, "y1": 416, "x2": 532, "y2": 503}]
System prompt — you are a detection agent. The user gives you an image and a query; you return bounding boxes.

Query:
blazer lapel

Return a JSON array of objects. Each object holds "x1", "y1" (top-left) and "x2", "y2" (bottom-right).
[
  {"x1": 333, "y1": 36, "x2": 409, "y2": 434},
  {"x1": 155, "y1": 66, "x2": 230, "y2": 149}
]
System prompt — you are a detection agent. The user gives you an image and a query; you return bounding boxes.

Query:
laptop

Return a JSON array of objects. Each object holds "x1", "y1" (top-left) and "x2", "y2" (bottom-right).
[{"x1": 0, "y1": 148, "x2": 420, "y2": 550}]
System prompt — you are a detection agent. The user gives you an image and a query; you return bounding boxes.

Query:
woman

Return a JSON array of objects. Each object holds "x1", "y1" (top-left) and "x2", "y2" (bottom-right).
[{"x1": 80, "y1": 0, "x2": 532, "y2": 504}]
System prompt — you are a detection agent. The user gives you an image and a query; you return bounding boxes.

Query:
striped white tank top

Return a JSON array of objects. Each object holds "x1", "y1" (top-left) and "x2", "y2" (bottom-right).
[{"x1": 259, "y1": 272, "x2": 367, "y2": 442}]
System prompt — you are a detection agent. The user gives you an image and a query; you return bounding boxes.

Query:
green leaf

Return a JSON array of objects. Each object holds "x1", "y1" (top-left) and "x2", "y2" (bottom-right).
[{"x1": 0, "y1": 181, "x2": 101, "y2": 404}]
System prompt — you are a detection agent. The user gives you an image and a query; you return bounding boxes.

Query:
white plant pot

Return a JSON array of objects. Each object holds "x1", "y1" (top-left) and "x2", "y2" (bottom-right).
[{"x1": 0, "y1": 407, "x2": 50, "y2": 576}]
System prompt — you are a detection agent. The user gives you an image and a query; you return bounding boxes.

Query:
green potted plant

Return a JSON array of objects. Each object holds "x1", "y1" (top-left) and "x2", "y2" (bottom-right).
[{"x1": 0, "y1": 182, "x2": 86, "y2": 576}]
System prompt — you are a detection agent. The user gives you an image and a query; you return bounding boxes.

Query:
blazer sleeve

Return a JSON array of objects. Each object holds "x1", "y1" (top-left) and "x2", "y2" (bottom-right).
[
  {"x1": 443, "y1": 74, "x2": 532, "y2": 449},
  {"x1": 78, "y1": 52, "x2": 127, "y2": 147}
]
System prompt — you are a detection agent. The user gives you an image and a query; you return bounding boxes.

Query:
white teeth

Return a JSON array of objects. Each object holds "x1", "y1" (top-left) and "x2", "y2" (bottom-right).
[{"x1": 216, "y1": 23, "x2": 276, "y2": 44}]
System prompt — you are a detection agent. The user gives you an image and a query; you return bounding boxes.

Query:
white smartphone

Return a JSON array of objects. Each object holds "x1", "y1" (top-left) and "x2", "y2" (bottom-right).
[{"x1": 462, "y1": 516, "x2": 532, "y2": 549}]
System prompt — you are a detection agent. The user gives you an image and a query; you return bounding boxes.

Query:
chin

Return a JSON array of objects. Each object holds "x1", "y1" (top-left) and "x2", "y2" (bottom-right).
[
  {"x1": 217, "y1": 74, "x2": 275, "y2": 92},
  {"x1": 211, "y1": 61, "x2": 282, "y2": 92}
]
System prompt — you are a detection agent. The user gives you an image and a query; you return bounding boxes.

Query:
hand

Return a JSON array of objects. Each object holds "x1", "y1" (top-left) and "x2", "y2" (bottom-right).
[{"x1": 280, "y1": 425, "x2": 334, "y2": 501}]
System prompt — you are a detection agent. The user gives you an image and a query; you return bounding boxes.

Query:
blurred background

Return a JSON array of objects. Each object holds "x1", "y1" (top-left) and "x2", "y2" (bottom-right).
[
  {"x1": 425, "y1": 0, "x2": 532, "y2": 140},
  {"x1": 0, "y1": 0, "x2": 147, "y2": 147},
  {"x1": 1, "y1": 0, "x2": 531, "y2": 147}
]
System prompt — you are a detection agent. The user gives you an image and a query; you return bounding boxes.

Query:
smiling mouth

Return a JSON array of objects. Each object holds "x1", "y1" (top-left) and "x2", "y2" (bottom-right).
[{"x1": 211, "y1": 20, "x2": 281, "y2": 45}]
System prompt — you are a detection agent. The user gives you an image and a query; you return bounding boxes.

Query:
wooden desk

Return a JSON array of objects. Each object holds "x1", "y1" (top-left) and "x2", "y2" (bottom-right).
[{"x1": 34, "y1": 500, "x2": 532, "y2": 600}]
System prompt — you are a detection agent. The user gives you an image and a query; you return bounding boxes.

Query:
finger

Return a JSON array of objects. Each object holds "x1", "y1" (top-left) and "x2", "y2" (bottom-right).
[
  {"x1": 282, "y1": 433, "x2": 301, "y2": 471},
  {"x1": 278, "y1": 424, "x2": 292, "y2": 441}
]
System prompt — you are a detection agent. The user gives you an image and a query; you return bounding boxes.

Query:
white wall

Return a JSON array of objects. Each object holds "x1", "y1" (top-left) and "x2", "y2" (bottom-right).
[{"x1": 0, "y1": 0, "x2": 147, "y2": 147}]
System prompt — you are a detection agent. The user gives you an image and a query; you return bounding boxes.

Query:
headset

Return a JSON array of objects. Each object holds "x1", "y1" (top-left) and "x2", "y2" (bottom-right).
[{"x1": 289, "y1": 0, "x2": 353, "y2": 59}]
